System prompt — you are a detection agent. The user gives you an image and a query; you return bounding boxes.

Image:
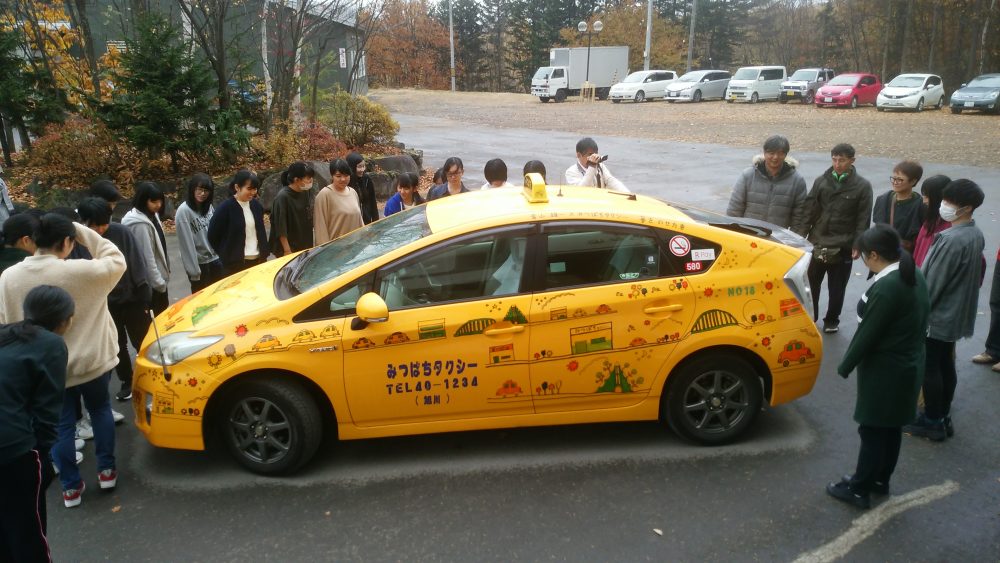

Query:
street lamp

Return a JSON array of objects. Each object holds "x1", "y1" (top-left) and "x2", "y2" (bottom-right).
[{"x1": 577, "y1": 20, "x2": 604, "y2": 84}]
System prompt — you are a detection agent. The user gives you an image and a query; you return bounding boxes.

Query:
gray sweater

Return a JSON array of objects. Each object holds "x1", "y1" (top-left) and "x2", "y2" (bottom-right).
[
  {"x1": 175, "y1": 202, "x2": 219, "y2": 280},
  {"x1": 921, "y1": 221, "x2": 985, "y2": 342},
  {"x1": 726, "y1": 156, "x2": 808, "y2": 229}
]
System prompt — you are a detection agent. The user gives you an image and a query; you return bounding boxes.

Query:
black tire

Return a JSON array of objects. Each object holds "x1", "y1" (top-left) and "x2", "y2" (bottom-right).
[
  {"x1": 779, "y1": 98, "x2": 788, "y2": 104},
  {"x1": 667, "y1": 99, "x2": 676, "y2": 103},
  {"x1": 597, "y1": 88, "x2": 610, "y2": 100},
  {"x1": 665, "y1": 355, "x2": 762, "y2": 445},
  {"x1": 692, "y1": 90, "x2": 702, "y2": 103},
  {"x1": 221, "y1": 378, "x2": 323, "y2": 475},
  {"x1": 635, "y1": 90, "x2": 645, "y2": 103},
  {"x1": 915, "y1": 98, "x2": 924, "y2": 112},
  {"x1": 877, "y1": 105, "x2": 885, "y2": 112},
  {"x1": 804, "y1": 91, "x2": 814, "y2": 104},
  {"x1": 935, "y1": 96, "x2": 944, "y2": 109},
  {"x1": 611, "y1": 99, "x2": 621, "y2": 104},
  {"x1": 750, "y1": 92, "x2": 759, "y2": 104},
  {"x1": 951, "y1": 107, "x2": 962, "y2": 114},
  {"x1": 555, "y1": 89, "x2": 567, "y2": 103},
  {"x1": 726, "y1": 98, "x2": 734, "y2": 104},
  {"x1": 850, "y1": 96, "x2": 858, "y2": 109},
  {"x1": 539, "y1": 97, "x2": 550, "y2": 103}
]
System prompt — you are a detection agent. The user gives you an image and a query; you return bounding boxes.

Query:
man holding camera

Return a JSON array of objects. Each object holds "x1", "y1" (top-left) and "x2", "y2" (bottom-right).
[{"x1": 564, "y1": 137, "x2": 629, "y2": 192}]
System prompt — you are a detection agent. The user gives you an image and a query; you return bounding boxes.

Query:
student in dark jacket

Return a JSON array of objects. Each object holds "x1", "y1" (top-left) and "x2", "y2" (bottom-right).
[
  {"x1": 347, "y1": 152, "x2": 378, "y2": 224},
  {"x1": 828, "y1": 225, "x2": 929, "y2": 509},
  {"x1": 872, "y1": 160, "x2": 925, "y2": 253},
  {"x1": 269, "y1": 161, "x2": 315, "y2": 257},
  {"x1": 0, "y1": 285, "x2": 74, "y2": 561},
  {"x1": 0, "y1": 213, "x2": 39, "y2": 275},
  {"x1": 77, "y1": 197, "x2": 151, "y2": 402},
  {"x1": 208, "y1": 170, "x2": 268, "y2": 275}
]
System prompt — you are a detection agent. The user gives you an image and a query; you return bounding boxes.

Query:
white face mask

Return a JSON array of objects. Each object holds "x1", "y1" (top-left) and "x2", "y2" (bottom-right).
[{"x1": 939, "y1": 202, "x2": 961, "y2": 223}]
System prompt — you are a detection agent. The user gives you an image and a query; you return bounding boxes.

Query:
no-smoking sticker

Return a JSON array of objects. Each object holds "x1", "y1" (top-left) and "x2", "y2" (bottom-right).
[{"x1": 668, "y1": 235, "x2": 691, "y2": 257}]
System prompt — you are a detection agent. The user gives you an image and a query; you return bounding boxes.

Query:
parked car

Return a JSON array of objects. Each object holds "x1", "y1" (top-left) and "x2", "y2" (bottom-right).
[
  {"x1": 609, "y1": 70, "x2": 678, "y2": 103},
  {"x1": 133, "y1": 180, "x2": 822, "y2": 474},
  {"x1": 726, "y1": 65, "x2": 787, "y2": 103},
  {"x1": 949, "y1": 73, "x2": 1000, "y2": 114},
  {"x1": 665, "y1": 70, "x2": 732, "y2": 102},
  {"x1": 780, "y1": 68, "x2": 836, "y2": 104},
  {"x1": 815, "y1": 73, "x2": 882, "y2": 108},
  {"x1": 876, "y1": 73, "x2": 945, "y2": 112}
]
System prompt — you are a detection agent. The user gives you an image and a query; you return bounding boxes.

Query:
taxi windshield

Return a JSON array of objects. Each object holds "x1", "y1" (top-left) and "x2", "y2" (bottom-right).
[{"x1": 283, "y1": 207, "x2": 431, "y2": 295}]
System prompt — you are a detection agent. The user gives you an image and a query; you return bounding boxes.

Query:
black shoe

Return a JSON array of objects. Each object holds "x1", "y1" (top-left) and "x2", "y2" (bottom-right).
[
  {"x1": 841, "y1": 474, "x2": 889, "y2": 495},
  {"x1": 903, "y1": 414, "x2": 947, "y2": 442},
  {"x1": 826, "y1": 481, "x2": 871, "y2": 509},
  {"x1": 823, "y1": 321, "x2": 840, "y2": 333},
  {"x1": 944, "y1": 415, "x2": 954, "y2": 438},
  {"x1": 115, "y1": 387, "x2": 132, "y2": 402}
]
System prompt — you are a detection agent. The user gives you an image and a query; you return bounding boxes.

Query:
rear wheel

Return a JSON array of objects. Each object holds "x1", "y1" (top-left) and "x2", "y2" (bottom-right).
[
  {"x1": 665, "y1": 355, "x2": 763, "y2": 445},
  {"x1": 635, "y1": 90, "x2": 646, "y2": 103},
  {"x1": 692, "y1": 90, "x2": 702, "y2": 103},
  {"x1": 221, "y1": 379, "x2": 323, "y2": 475},
  {"x1": 850, "y1": 96, "x2": 858, "y2": 109},
  {"x1": 935, "y1": 96, "x2": 944, "y2": 109},
  {"x1": 750, "y1": 92, "x2": 759, "y2": 104}
]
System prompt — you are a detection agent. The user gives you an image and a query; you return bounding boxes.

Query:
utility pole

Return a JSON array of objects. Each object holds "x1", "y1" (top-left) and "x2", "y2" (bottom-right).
[
  {"x1": 643, "y1": 0, "x2": 653, "y2": 70},
  {"x1": 449, "y1": 0, "x2": 456, "y2": 91},
  {"x1": 686, "y1": 0, "x2": 697, "y2": 73}
]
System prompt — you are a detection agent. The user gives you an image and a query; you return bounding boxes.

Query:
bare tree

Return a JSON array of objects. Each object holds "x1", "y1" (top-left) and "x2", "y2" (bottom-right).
[{"x1": 175, "y1": 0, "x2": 254, "y2": 111}]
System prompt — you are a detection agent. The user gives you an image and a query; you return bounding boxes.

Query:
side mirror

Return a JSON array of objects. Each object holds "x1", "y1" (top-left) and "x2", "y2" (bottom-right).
[
  {"x1": 961, "y1": 83, "x2": 967, "y2": 88},
  {"x1": 351, "y1": 292, "x2": 389, "y2": 330},
  {"x1": 758, "y1": 76, "x2": 765, "y2": 81}
]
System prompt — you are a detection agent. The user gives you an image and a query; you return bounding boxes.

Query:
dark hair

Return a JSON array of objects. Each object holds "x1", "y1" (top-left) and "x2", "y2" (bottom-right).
[
  {"x1": 88, "y1": 179, "x2": 121, "y2": 203},
  {"x1": 576, "y1": 137, "x2": 599, "y2": 155},
  {"x1": 329, "y1": 158, "x2": 353, "y2": 177},
  {"x1": 484, "y1": 158, "x2": 508, "y2": 184},
  {"x1": 443, "y1": 157, "x2": 464, "y2": 176},
  {"x1": 346, "y1": 152, "x2": 366, "y2": 178},
  {"x1": 763, "y1": 135, "x2": 790, "y2": 154},
  {"x1": 76, "y1": 197, "x2": 113, "y2": 227},
  {"x1": 433, "y1": 168, "x2": 445, "y2": 185},
  {"x1": 185, "y1": 173, "x2": 214, "y2": 216},
  {"x1": 47, "y1": 207, "x2": 79, "y2": 222},
  {"x1": 893, "y1": 160, "x2": 923, "y2": 184},
  {"x1": 523, "y1": 160, "x2": 547, "y2": 178},
  {"x1": 228, "y1": 169, "x2": 260, "y2": 196},
  {"x1": 35, "y1": 213, "x2": 76, "y2": 251},
  {"x1": 942, "y1": 179, "x2": 985, "y2": 210},
  {"x1": 920, "y1": 174, "x2": 951, "y2": 228},
  {"x1": 0, "y1": 285, "x2": 75, "y2": 345},
  {"x1": 281, "y1": 161, "x2": 314, "y2": 186},
  {"x1": 2, "y1": 213, "x2": 40, "y2": 247},
  {"x1": 831, "y1": 143, "x2": 855, "y2": 159},
  {"x1": 132, "y1": 182, "x2": 165, "y2": 219},
  {"x1": 856, "y1": 224, "x2": 916, "y2": 286},
  {"x1": 397, "y1": 172, "x2": 418, "y2": 189}
]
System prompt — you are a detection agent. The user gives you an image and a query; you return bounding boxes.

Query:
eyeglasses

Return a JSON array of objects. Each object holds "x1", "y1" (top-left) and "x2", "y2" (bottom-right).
[
  {"x1": 446, "y1": 170, "x2": 463, "y2": 178},
  {"x1": 889, "y1": 176, "x2": 908, "y2": 184},
  {"x1": 195, "y1": 186, "x2": 213, "y2": 192}
]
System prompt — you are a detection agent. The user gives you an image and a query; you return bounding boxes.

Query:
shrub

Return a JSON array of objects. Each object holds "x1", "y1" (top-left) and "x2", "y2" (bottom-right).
[
  {"x1": 300, "y1": 122, "x2": 348, "y2": 161},
  {"x1": 317, "y1": 90, "x2": 399, "y2": 147}
]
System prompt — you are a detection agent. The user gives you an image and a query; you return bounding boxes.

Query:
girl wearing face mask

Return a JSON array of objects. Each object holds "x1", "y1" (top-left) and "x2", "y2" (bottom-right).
[
  {"x1": 269, "y1": 161, "x2": 315, "y2": 257},
  {"x1": 175, "y1": 173, "x2": 223, "y2": 292},
  {"x1": 208, "y1": 170, "x2": 269, "y2": 275},
  {"x1": 314, "y1": 159, "x2": 364, "y2": 245},
  {"x1": 911, "y1": 175, "x2": 951, "y2": 267}
]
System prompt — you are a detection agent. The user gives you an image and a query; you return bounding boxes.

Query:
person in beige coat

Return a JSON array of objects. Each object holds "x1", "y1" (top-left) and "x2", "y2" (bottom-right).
[
  {"x1": 314, "y1": 158, "x2": 364, "y2": 245},
  {"x1": 0, "y1": 214, "x2": 126, "y2": 508}
]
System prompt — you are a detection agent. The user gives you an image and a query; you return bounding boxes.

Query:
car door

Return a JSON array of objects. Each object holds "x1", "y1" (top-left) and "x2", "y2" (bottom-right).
[
  {"x1": 708, "y1": 72, "x2": 730, "y2": 99},
  {"x1": 526, "y1": 222, "x2": 698, "y2": 414},
  {"x1": 342, "y1": 226, "x2": 535, "y2": 426},
  {"x1": 928, "y1": 75, "x2": 944, "y2": 104}
]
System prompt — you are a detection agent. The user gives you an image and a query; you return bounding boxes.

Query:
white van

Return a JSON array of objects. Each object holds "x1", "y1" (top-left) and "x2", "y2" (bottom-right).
[{"x1": 726, "y1": 65, "x2": 787, "y2": 103}]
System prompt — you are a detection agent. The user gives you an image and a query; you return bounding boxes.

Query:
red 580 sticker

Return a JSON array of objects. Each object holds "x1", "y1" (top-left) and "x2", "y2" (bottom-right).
[{"x1": 684, "y1": 261, "x2": 703, "y2": 272}]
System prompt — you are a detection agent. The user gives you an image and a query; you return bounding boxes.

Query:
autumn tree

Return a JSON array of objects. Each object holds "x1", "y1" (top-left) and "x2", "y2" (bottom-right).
[
  {"x1": 368, "y1": 0, "x2": 451, "y2": 89},
  {"x1": 559, "y1": 4, "x2": 688, "y2": 73}
]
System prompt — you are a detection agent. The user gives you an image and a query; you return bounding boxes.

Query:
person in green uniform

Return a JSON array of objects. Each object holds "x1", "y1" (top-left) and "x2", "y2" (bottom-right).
[{"x1": 828, "y1": 224, "x2": 930, "y2": 509}]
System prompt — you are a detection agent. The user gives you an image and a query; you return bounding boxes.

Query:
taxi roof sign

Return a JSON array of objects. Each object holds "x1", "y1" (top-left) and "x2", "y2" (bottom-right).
[{"x1": 522, "y1": 173, "x2": 548, "y2": 203}]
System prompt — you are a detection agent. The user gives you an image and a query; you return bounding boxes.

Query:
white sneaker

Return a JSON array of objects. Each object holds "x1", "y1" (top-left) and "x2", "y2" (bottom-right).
[
  {"x1": 75, "y1": 438, "x2": 85, "y2": 451},
  {"x1": 75, "y1": 451, "x2": 83, "y2": 464},
  {"x1": 112, "y1": 409, "x2": 125, "y2": 424},
  {"x1": 76, "y1": 418, "x2": 94, "y2": 440}
]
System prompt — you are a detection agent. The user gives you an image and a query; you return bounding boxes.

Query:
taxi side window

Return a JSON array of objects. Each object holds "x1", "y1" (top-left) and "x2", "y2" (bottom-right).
[
  {"x1": 380, "y1": 233, "x2": 528, "y2": 310},
  {"x1": 543, "y1": 228, "x2": 660, "y2": 289},
  {"x1": 655, "y1": 228, "x2": 721, "y2": 276}
]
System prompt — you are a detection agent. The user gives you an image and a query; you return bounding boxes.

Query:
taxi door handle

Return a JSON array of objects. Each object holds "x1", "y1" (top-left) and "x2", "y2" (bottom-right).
[
  {"x1": 484, "y1": 325, "x2": 526, "y2": 335},
  {"x1": 644, "y1": 304, "x2": 683, "y2": 314}
]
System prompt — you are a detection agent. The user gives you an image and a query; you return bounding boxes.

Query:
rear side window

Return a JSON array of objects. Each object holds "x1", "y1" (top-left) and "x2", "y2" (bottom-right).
[
  {"x1": 860, "y1": 76, "x2": 875, "y2": 86},
  {"x1": 762, "y1": 68, "x2": 784, "y2": 80},
  {"x1": 655, "y1": 228, "x2": 722, "y2": 276},
  {"x1": 542, "y1": 227, "x2": 662, "y2": 290},
  {"x1": 928, "y1": 76, "x2": 941, "y2": 86}
]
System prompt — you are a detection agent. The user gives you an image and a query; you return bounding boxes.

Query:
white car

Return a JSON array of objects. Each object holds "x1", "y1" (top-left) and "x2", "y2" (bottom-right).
[
  {"x1": 876, "y1": 73, "x2": 946, "y2": 112},
  {"x1": 609, "y1": 70, "x2": 677, "y2": 103},
  {"x1": 665, "y1": 70, "x2": 732, "y2": 102}
]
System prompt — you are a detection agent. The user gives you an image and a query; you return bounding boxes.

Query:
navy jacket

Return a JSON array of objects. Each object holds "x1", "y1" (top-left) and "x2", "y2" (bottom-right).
[{"x1": 208, "y1": 197, "x2": 268, "y2": 268}]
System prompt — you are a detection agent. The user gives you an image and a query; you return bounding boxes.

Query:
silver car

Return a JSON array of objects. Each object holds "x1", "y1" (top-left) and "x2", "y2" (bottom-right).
[{"x1": 665, "y1": 70, "x2": 732, "y2": 102}]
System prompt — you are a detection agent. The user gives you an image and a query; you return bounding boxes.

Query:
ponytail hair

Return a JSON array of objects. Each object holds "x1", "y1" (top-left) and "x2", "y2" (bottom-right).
[
  {"x1": 281, "y1": 161, "x2": 313, "y2": 186},
  {"x1": 856, "y1": 224, "x2": 916, "y2": 286},
  {"x1": 0, "y1": 285, "x2": 75, "y2": 345}
]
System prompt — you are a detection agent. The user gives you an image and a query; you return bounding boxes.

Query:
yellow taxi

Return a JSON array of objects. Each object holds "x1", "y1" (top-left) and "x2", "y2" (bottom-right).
[{"x1": 133, "y1": 177, "x2": 822, "y2": 474}]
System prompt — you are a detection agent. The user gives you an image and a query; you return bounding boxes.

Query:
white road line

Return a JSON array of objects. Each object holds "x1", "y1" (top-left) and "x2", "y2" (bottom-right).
[{"x1": 792, "y1": 480, "x2": 960, "y2": 563}]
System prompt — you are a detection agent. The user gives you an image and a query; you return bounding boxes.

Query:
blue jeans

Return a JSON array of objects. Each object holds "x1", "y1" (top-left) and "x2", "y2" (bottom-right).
[{"x1": 53, "y1": 370, "x2": 116, "y2": 490}]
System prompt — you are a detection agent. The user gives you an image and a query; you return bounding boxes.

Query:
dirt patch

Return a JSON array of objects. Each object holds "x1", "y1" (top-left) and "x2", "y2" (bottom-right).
[{"x1": 371, "y1": 89, "x2": 1000, "y2": 168}]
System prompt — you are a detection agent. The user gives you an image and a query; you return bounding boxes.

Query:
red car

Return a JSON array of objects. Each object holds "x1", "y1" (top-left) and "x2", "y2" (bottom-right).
[{"x1": 815, "y1": 73, "x2": 882, "y2": 108}]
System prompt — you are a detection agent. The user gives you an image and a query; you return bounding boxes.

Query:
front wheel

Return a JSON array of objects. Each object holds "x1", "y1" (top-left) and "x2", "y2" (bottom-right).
[
  {"x1": 539, "y1": 97, "x2": 550, "y2": 103},
  {"x1": 221, "y1": 379, "x2": 323, "y2": 475},
  {"x1": 951, "y1": 107, "x2": 961, "y2": 114},
  {"x1": 750, "y1": 92, "x2": 759, "y2": 104},
  {"x1": 635, "y1": 90, "x2": 645, "y2": 103},
  {"x1": 664, "y1": 355, "x2": 763, "y2": 445},
  {"x1": 555, "y1": 89, "x2": 567, "y2": 103},
  {"x1": 850, "y1": 96, "x2": 858, "y2": 109},
  {"x1": 915, "y1": 98, "x2": 924, "y2": 112},
  {"x1": 692, "y1": 90, "x2": 702, "y2": 103},
  {"x1": 804, "y1": 91, "x2": 815, "y2": 104},
  {"x1": 611, "y1": 99, "x2": 621, "y2": 104}
]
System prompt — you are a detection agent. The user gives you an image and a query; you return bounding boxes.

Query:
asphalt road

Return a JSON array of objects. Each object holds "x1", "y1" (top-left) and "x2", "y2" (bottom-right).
[{"x1": 44, "y1": 114, "x2": 1000, "y2": 561}]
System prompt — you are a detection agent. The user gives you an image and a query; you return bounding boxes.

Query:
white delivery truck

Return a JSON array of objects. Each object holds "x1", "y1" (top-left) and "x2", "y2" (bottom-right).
[{"x1": 531, "y1": 46, "x2": 629, "y2": 103}]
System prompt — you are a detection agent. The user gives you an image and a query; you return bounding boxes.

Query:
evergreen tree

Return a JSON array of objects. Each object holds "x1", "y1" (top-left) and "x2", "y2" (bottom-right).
[{"x1": 0, "y1": 29, "x2": 68, "y2": 157}]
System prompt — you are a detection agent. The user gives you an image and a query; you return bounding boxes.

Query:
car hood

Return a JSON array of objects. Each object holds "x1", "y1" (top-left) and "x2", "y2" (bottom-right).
[
  {"x1": 955, "y1": 86, "x2": 1000, "y2": 95},
  {"x1": 782, "y1": 80, "x2": 809, "y2": 87},
  {"x1": 818, "y1": 84, "x2": 853, "y2": 93},
  {"x1": 881, "y1": 86, "x2": 922, "y2": 96},
  {"x1": 667, "y1": 82, "x2": 697, "y2": 91},
  {"x1": 154, "y1": 257, "x2": 292, "y2": 337},
  {"x1": 611, "y1": 83, "x2": 640, "y2": 92}
]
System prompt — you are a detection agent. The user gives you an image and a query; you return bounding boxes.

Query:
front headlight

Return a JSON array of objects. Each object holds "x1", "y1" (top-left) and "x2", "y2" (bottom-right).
[
  {"x1": 841, "y1": 88, "x2": 852, "y2": 95},
  {"x1": 145, "y1": 331, "x2": 223, "y2": 366}
]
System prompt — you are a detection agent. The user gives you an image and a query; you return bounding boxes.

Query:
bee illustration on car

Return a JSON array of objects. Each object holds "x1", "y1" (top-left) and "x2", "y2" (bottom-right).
[{"x1": 251, "y1": 334, "x2": 282, "y2": 352}]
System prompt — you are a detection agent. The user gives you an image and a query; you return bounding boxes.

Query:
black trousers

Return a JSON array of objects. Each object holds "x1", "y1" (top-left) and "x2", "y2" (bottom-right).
[
  {"x1": 924, "y1": 337, "x2": 957, "y2": 420},
  {"x1": 0, "y1": 450, "x2": 52, "y2": 562},
  {"x1": 223, "y1": 257, "x2": 264, "y2": 276},
  {"x1": 985, "y1": 260, "x2": 1000, "y2": 358},
  {"x1": 850, "y1": 425, "x2": 902, "y2": 494},
  {"x1": 151, "y1": 289, "x2": 169, "y2": 316},
  {"x1": 108, "y1": 301, "x2": 152, "y2": 386},
  {"x1": 190, "y1": 260, "x2": 225, "y2": 293},
  {"x1": 808, "y1": 256, "x2": 853, "y2": 324}
]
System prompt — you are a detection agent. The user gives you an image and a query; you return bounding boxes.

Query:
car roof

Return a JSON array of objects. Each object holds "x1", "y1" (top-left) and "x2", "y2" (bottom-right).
[
  {"x1": 971, "y1": 73, "x2": 1000, "y2": 78},
  {"x1": 893, "y1": 73, "x2": 936, "y2": 79},
  {"x1": 423, "y1": 185, "x2": 686, "y2": 235},
  {"x1": 737, "y1": 65, "x2": 784, "y2": 70}
]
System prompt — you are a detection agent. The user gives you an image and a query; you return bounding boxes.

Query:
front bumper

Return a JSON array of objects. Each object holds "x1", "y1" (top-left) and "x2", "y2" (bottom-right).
[
  {"x1": 877, "y1": 96, "x2": 920, "y2": 109},
  {"x1": 132, "y1": 360, "x2": 209, "y2": 451},
  {"x1": 781, "y1": 90, "x2": 807, "y2": 100},
  {"x1": 608, "y1": 91, "x2": 636, "y2": 101},
  {"x1": 950, "y1": 99, "x2": 998, "y2": 111},
  {"x1": 816, "y1": 94, "x2": 852, "y2": 106},
  {"x1": 666, "y1": 90, "x2": 694, "y2": 101}
]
